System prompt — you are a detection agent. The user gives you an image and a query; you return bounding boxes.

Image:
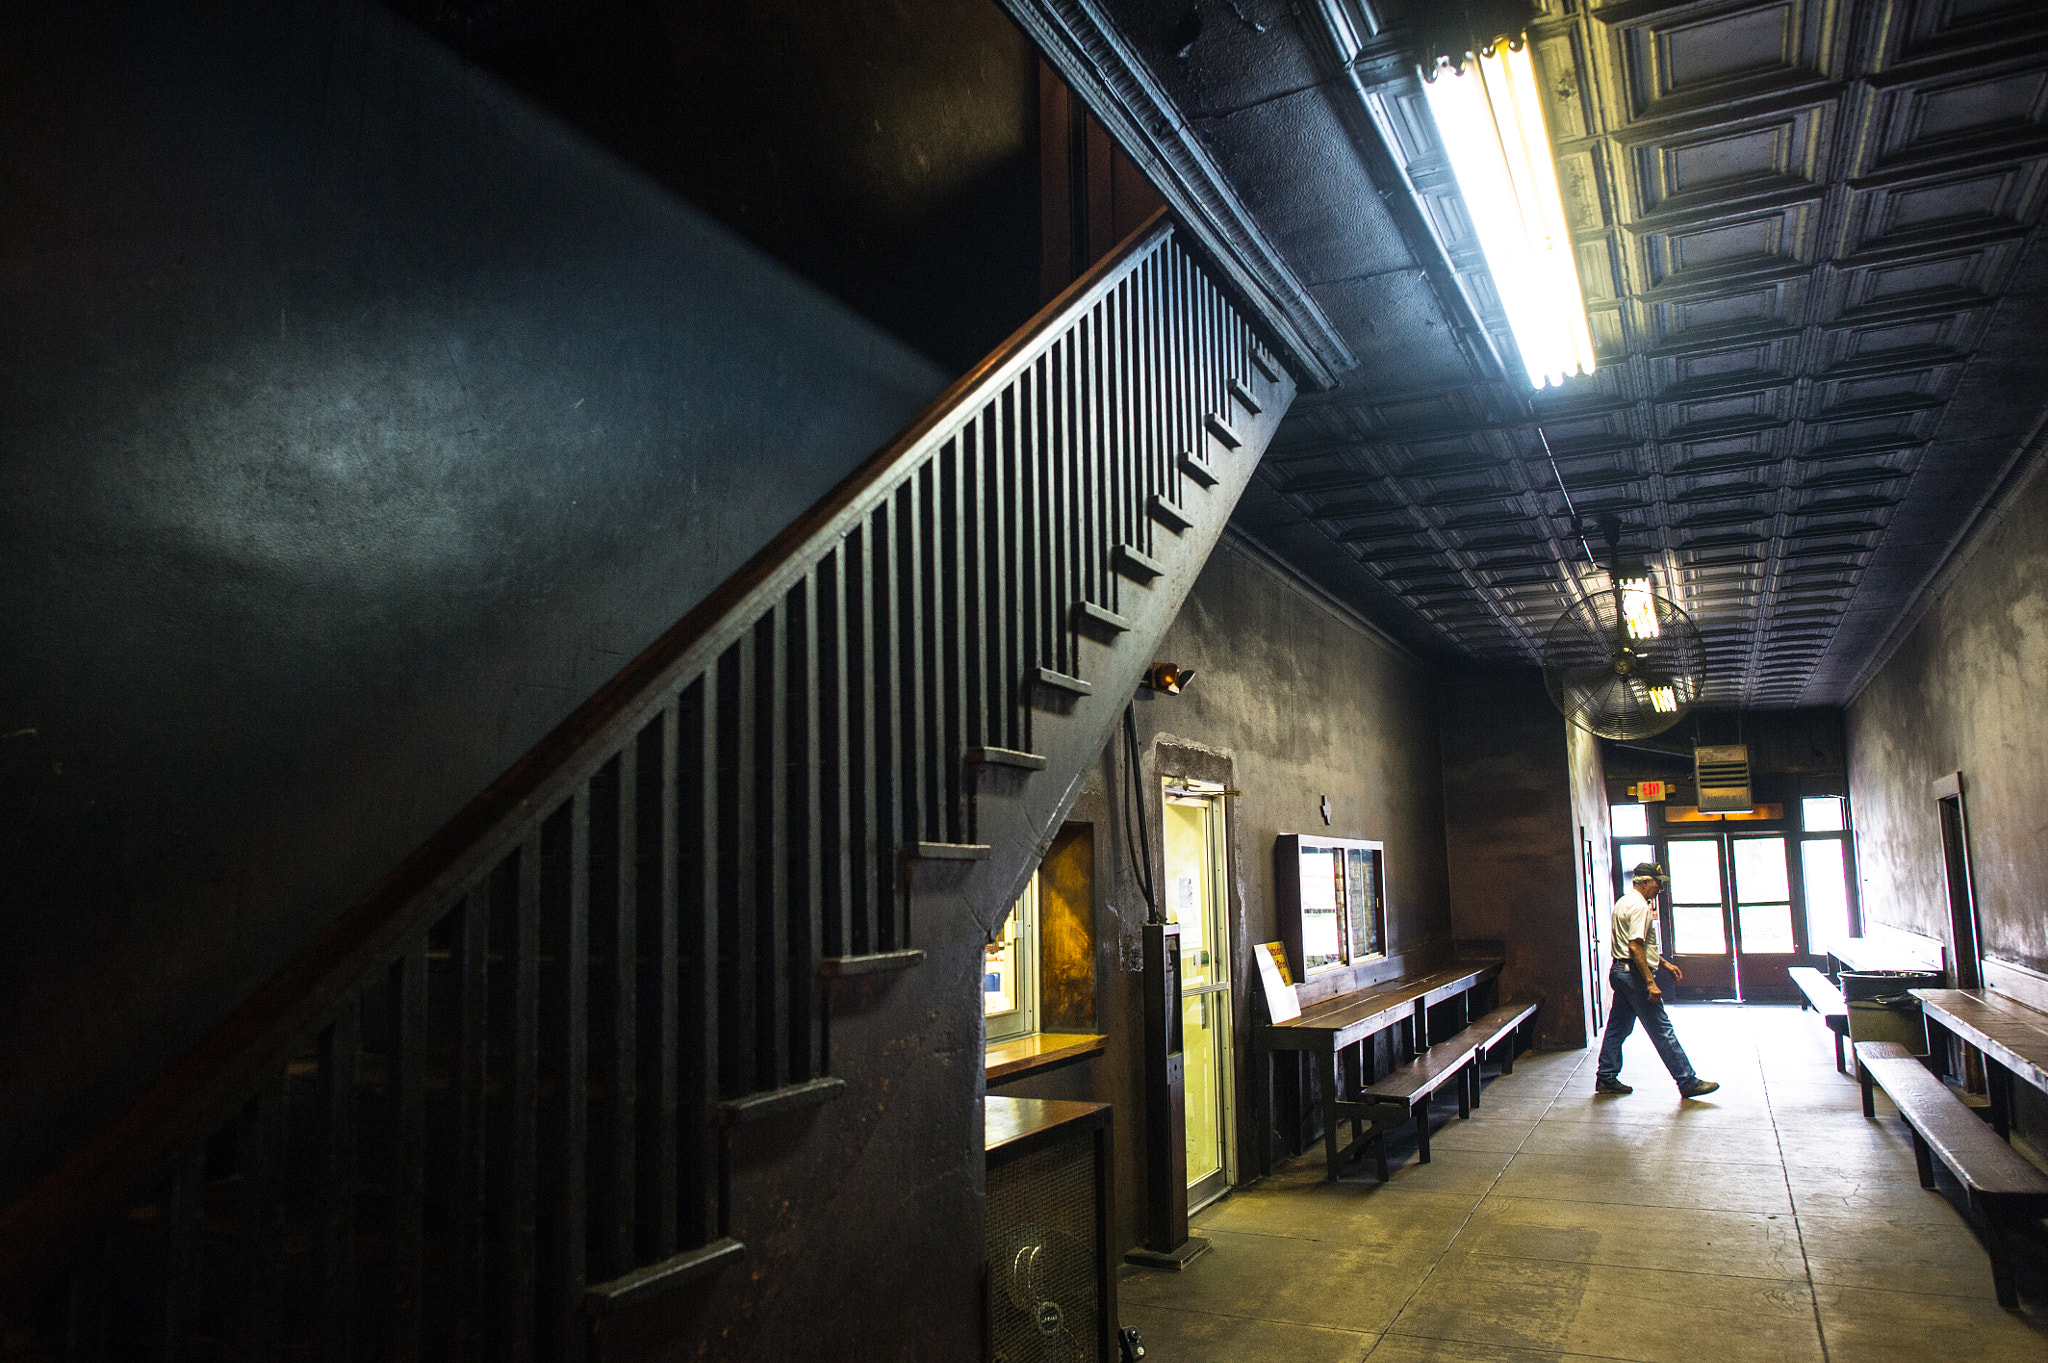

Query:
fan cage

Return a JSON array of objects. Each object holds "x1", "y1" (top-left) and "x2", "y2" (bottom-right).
[{"x1": 1542, "y1": 586, "x2": 1705, "y2": 741}]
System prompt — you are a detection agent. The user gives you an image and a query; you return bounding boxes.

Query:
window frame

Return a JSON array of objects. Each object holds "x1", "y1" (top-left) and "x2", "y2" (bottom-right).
[{"x1": 984, "y1": 870, "x2": 1040, "y2": 1045}]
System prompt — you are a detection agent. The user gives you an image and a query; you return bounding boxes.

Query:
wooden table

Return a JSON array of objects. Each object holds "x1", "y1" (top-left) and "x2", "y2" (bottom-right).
[
  {"x1": 1911, "y1": 988, "x2": 2048, "y2": 1140},
  {"x1": 1253, "y1": 961, "x2": 1501, "y2": 1178},
  {"x1": 1830, "y1": 937, "x2": 1942, "y2": 978}
]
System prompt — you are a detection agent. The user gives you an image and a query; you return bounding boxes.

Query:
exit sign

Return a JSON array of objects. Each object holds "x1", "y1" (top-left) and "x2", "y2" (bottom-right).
[{"x1": 1630, "y1": 781, "x2": 1668, "y2": 802}]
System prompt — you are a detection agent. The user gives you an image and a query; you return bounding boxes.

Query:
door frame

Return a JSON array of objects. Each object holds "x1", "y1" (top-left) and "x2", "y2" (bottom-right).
[
  {"x1": 1612, "y1": 809, "x2": 1858, "y2": 1002},
  {"x1": 1933, "y1": 771, "x2": 1982, "y2": 990},
  {"x1": 1163, "y1": 778, "x2": 1234, "y2": 1212}
]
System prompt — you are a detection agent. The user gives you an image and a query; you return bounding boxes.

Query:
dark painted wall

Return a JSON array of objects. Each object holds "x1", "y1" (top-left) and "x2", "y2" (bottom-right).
[
  {"x1": 1848, "y1": 457, "x2": 2048, "y2": 982},
  {"x1": 1439, "y1": 670, "x2": 1594, "y2": 1051},
  {"x1": 432, "y1": 0, "x2": 1043, "y2": 375},
  {"x1": 0, "y1": 1, "x2": 994, "y2": 1210},
  {"x1": 1602, "y1": 709, "x2": 1850, "y2": 811},
  {"x1": 1000, "y1": 534, "x2": 1454, "y2": 1255}
]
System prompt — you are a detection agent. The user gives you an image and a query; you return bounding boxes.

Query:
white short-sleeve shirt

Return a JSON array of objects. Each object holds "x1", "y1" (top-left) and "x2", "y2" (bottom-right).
[{"x1": 1610, "y1": 887, "x2": 1664, "y2": 970}]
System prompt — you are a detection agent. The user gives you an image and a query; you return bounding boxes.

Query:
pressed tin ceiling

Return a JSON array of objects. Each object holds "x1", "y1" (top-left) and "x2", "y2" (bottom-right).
[{"x1": 1046, "y1": 0, "x2": 2048, "y2": 707}]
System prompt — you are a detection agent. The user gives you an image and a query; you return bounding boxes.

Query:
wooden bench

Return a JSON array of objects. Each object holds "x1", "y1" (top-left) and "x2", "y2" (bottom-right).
[
  {"x1": 1467, "y1": 997, "x2": 1542, "y2": 1103},
  {"x1": 1912, "y1": 988, "x2": 2048, "y2": 1141},
  {"x1": 1788, "y1": 966, "x2": 1849, "y2": 1072},
  {"x1": 1253, "y1": 961, "x2": 1500, "y2": 1180},
  {"x1": 1855, "y1": 1040, "x2": 2048, "y2": 1307},
  {"x1": 1360, "y1": 1032, "x2": 1482, "y2": 1175}
]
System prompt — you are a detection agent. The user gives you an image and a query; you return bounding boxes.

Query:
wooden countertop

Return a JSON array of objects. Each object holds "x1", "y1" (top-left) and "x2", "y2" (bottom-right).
[
  {"x1": 985, "y1": 1031, "x2": 1108, "y2": 1085},
  {"x1": 985, "y1": 1096, "x2": 1110, "y2": 1157}
]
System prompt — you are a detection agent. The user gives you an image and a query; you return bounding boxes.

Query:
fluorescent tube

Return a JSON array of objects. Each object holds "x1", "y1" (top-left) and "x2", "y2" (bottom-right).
[{"x1": 1422, "y1": 40, "x2": 1598, "y2": 388}]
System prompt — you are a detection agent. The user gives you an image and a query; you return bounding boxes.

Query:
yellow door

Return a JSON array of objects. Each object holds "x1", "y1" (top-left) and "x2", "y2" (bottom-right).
[{"x1": 1163, "y1": 782, "x2": 1232, "y2": 1211}]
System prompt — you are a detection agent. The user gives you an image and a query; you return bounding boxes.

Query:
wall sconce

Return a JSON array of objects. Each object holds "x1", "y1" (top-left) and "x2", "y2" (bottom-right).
[{"x1": 1142, "y1": 663, "x2": 1195, "y2": 695}]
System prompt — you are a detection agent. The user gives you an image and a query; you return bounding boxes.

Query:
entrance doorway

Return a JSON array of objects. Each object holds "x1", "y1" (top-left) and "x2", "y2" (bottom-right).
[
  {"x1": 1162, "y1": 780, "x2": 1232, "y2": 1213},
  {"x1": 1612, "y1": 798, "x2": 1858, "y2": 1002},
  {"x1": 1934, "y1": 775, "x2": 1982, "y2": 989}
]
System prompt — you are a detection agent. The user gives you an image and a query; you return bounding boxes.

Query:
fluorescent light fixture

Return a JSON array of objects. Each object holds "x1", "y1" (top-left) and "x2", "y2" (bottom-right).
[
  {"x1": 1618, "y1": 576, "x2": 1660, "y2": 640},
  {"x1": 1422, "y1": 40, "x2": 1597, "y2": 388},
  {"x1": 1648, "y1": 685, "x2": 1678, "y2": 714}
]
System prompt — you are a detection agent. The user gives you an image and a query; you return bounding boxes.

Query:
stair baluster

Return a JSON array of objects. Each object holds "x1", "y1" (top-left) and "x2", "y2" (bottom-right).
[{"x1": 2, "y1": 209, "x2": 1294, "y2": 1359}]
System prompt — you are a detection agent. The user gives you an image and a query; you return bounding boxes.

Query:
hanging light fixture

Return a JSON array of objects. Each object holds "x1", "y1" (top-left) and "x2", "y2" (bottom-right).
[{"x1": 1421, "y1": 38, "x2": 1596, "y2": 389}]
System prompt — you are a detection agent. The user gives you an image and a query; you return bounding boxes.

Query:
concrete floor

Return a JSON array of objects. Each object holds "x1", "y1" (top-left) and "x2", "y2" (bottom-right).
[{"x1": 1119, "y1": 1004, "x2": 2048, "y2": 1362}]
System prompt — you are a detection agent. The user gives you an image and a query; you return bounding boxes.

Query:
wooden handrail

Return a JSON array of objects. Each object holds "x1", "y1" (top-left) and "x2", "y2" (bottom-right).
[{"x1": 0, "y1": 209, "x2": 1182, "y2": 1300}]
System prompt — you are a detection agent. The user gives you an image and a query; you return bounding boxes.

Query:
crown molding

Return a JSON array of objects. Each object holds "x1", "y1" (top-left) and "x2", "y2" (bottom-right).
[{"x1": 999, "y1": 0, "x2": 1353, "y2": 389}]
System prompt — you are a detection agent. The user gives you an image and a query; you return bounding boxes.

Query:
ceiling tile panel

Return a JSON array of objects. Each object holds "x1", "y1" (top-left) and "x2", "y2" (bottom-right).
[
  {"x1": 1633, "y1": 198, "x2": 1822, "y2": 290},
  {"x1": 1621, "y1": 99, "x2": 1836, "y2": 220},
  {"x1": 1602, "y1": 0, "x2": 1842, "y2": 125},
  {"x1": 1855, "y1": 58, "x2": 2048, "y2": 175},
  {"x1": 1152, "y1": 0, "x2": 2048, "y2": 704},
  {"x1": 1874, "y1": 0, "x2": 2048, "y2": 70},
  {"x1": 1646, "y1": 275, "x2": 1810, "y2": 346},
  {"x1": 1838, "y1": 158, "x2": 2048, "y2": 253}
]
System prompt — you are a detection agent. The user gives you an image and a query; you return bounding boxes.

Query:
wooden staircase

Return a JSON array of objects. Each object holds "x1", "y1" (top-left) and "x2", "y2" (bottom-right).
[{"x1": 0, "y1": 209, "x2": 1294, "y2": 1361}]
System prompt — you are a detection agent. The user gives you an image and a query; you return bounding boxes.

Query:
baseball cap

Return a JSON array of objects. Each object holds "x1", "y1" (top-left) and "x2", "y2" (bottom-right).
[{"x1": 1631, "y1": 861, "x2": 1668, "y2": 884}]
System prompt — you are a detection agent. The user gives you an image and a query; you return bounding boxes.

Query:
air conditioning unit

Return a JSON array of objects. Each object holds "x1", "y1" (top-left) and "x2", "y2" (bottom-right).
[
  {"x1": 1695, "y1": 744, "x2": 1752, "y2": 812},
  {"x1": 986, "y1": 1098, "x2": 1118, "y2": 1362}
]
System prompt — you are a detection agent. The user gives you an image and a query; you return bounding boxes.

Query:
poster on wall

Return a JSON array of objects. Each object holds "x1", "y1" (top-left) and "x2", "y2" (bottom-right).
[{"x1": 1254, "y1": 941, "x2": 1300, "y2": 1022}]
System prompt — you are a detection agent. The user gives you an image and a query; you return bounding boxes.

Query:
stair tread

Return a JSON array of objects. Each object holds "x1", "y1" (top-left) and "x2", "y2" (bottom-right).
[
  {"x1": 1148, "y1": 494, "x2": 1192, "y2": 533},
  {"x1": 1075, "y1": 600, "x2": 1132, "y2": 636},
  {"x1": 1112, "y1": 544, "x2": 1165, "y2": 581},
  {"x1": 966, "y1": 746, "x2": 1048, "y2": 770},
  {"x1": 907, "y1": 841, "x2": 990, "y2": 860},
  {"x1": 1031, "y1": 667, "x2": 1093, "y2": 696}
]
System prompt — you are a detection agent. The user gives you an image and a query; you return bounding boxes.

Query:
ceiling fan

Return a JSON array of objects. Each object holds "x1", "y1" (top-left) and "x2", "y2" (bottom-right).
[{"x1": 1542, "y1": 523, "x2": 1705, "y2": 741}]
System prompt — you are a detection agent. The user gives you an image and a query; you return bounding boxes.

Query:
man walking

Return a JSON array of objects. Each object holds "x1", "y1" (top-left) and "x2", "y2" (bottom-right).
[{"x1": 1594, "y1": 862, "x2": 1718, "y2": 1098}]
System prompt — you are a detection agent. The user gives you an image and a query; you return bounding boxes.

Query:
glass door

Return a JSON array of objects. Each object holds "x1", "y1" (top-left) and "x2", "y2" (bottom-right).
[
  {"x1": 1663, "y1": 837, "x2": 1737, "y2": 998},
  {"x1": 1163, "y1": 782, "x2": 1232, "y2": 1213},
  {"x1": 1730, "y1": 836, "x2": 1804, "y2": 997}
]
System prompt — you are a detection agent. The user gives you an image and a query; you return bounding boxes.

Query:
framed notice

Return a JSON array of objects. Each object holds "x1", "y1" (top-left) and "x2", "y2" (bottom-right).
[{"x1": 1254, "y1": 941, "x2": 1299, "y2": 1022}]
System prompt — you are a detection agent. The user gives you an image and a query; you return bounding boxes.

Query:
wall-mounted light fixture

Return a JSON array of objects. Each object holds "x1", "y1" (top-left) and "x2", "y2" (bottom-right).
[
  {"x1": 1421, "y1": 38, "x2": 1596, "y2": 389},
  {"x1": 1142, "y1": 663, "x2": 1195, "y2": 695}
]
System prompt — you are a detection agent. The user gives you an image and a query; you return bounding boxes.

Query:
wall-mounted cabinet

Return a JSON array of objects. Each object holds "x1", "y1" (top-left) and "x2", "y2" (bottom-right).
[{"x1": 1274, "y1": 835, "x2": 1386, "y2": 980}]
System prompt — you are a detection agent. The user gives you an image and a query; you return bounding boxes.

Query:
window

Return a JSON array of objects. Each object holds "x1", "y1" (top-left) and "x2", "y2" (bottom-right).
[
  {"x1": 1610, "y1": 803, "x2": 1649, "y2": 838},
  {"x1": 1276, "y1": 835, "x2": 1386, "y2": 979},
  {"x1": 984, "y1": 871, "x2": 1039, "y2": 1043},
  {"x1": 1801, "y1": 797, "x2": 1845, "y2": 832}
]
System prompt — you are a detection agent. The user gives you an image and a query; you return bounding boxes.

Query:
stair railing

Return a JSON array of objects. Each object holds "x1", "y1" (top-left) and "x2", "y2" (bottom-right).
[{"x1": 0, "y1": 206, "x2": 1288, "y2": 1360}]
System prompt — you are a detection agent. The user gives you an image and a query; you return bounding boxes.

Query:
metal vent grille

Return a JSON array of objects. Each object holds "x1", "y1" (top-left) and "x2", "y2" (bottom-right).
[
  {"x1": 987, "y1": 1137, "x2": 1101, "y2": 1363},
  {"x1": 1695, "y1": 744, "x2": 1752, "y2": 813}
]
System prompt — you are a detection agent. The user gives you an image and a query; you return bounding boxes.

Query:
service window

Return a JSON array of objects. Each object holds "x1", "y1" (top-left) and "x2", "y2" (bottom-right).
[{"x1": 1275, "y1": 834, "x2": 1387, "y2": 980}]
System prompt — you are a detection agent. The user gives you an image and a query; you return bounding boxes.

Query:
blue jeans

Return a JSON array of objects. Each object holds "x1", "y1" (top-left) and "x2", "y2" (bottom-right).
[{"x1": 1596, "y1": 961, "x2": 1699, "y2": 1087}]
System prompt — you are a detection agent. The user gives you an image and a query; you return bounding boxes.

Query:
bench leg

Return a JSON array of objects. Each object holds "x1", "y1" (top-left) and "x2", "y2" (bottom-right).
[
  {"x1": 1413, "y1": 1098, "x2": 1432, "y2": 1164},
  {"x1": 1988, "y1": 1062, "x2": 2012, "y2": 1141},
  {"x1": 1832, "y1": 1026, "x2": 1844, "y2": 1075},
  {"x1": 1981, "y1": 1205, "x2": 2018, "y2": 1309},
  {"x1": 1321, "y1": 1052, "x2": 1342, "y2": 1181},
  {"x1": 1911, "y1": 1130, "x2": 1936, "y2": 1190},
  {"x1": 1457, "y1": 1065, "x2": 1472, "y2": 1119},
  {"x1": 1859, "y1": 1062, "x2": 1876, "y2": 1120},
  {"x1": 1470, "y1": 1056, "x2": 1483, "y2": 1110},
  {"x1": 1501, "y1": 1029, "x2": 1516, "y2": 1075}
]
